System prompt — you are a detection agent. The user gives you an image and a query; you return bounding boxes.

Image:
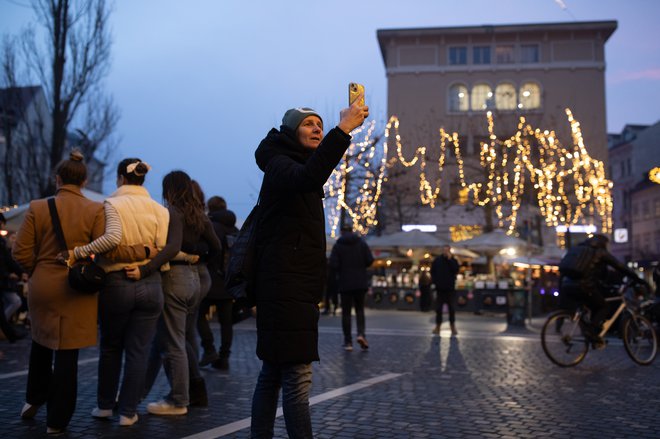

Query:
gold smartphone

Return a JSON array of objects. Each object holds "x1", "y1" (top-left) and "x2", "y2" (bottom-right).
[{"x1": 349, "y1": 82, "x2": 365, "y2": 106}]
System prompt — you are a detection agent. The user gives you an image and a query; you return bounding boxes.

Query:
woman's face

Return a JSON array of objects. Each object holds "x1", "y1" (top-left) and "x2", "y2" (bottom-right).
[{"x1": 296, "y1": 116, "x2": 324, "y2": 149}]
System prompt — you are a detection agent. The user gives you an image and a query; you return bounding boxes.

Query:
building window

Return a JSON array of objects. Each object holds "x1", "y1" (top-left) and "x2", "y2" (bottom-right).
[
  {"x1": 448, "y1": 84, "x2": 469, "y2": 112},
  {"x1": 471, "y1": 83, "x2": 493, "y2": 111},
  {"x1": 473, "y1": 46, "x2": 491, "y2": 64},
  {"x1": 449, "y1": 47, "x2": 467, "y2": 65},
  {"x1": 643, "y1": 201, "x2": 650, "y2": 219},
  {"x1": 626, "y1": 159, "x2": 631, "y2": 176},
  {"x1": 519, "y1": 82, "x2": 541, "y2": 109},
  {"x1": 495, "y1": 45, "x2": 515, "y2": 64},
  {"x1": 495, "y1": 83, "x2": 517, "y2": 110},
  {"x1": 520, "y1": 44, "x2": 540, "y2": 63},
  {"x1": 655, "y1": 198, "x2": 660, "y2": 216}
]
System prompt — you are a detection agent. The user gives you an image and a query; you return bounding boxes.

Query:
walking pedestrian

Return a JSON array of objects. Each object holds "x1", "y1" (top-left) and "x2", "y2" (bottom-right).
[
  {"x1": 12, "y1": 151, "x2": 105, "y2": 434},
  {"x1": 197, "y1": 195, "x2": 238, "y2": 370},
  {"x1": 329, "y1": 225, "x2": 374, "y2": 351},
  {"x1": 250, "y1": 98, "x2": 368, "y2": 438},
  {"x1": 1, "y1": 215, "x2": 25, "y2": 347},
  {"x1": 430, "y1": 245, "x2": 460, "y2": 336}
]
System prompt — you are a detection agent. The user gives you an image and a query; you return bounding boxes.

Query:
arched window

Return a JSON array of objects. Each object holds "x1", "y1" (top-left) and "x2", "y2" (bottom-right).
[
  {"x1": 471, "y1": 83, "x2": 493, "y2": 111},
  {"x1": 519, "y1": 81, "x2": 541, "y2": 109},
  {"x1": 495, "y1": 83, "x2": 517, "y2": 110},
  {"x1": 448, "y1": 84, "x2": 469, "y2": 112}
]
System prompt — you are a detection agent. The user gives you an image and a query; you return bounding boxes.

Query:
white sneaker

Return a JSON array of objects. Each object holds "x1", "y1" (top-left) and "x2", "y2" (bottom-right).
[
  {"x1": 21, "y1": 402, "x2": 40, "y2": 419},
  {"x1": 147, "y1": 400, "x2": 187, "y2": 416},
  {"x1": 91, "y1": 407, "x2": 113, "y2": 418},
  {"x1": 119, "y1": 414, "x2": 138, "y2": 426}
]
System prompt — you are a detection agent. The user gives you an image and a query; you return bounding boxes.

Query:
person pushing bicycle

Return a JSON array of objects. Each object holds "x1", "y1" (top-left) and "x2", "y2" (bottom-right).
[{"x1": 560, "y1": 234, "x2": 649, "y2": 346}]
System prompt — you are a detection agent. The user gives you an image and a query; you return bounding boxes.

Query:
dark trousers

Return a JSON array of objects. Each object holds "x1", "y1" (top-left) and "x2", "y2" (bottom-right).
[
  {"x1": 435, "y1": 290, "x2": 456, "y2": 325},
  {"x1": 562, "y1": 283, "x2": 608, "y2": 329},
  {"x1": 197, "y1": 297, "x2": 233, "y2": 356},
  {"x1": 340, "y1": 289, "x2": 367, "y2": 344},
  {"x1": 25, "y1": 341, "x2": 79, "y2": 429},
  {"x1": 323, "y1": 289, "x2": 338, "y2": 314}
]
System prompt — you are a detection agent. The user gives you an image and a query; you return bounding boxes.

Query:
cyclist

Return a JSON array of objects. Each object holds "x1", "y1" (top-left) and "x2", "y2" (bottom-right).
[{"x1": 560, "y1": 234, "x2": 647, "y2": 346}]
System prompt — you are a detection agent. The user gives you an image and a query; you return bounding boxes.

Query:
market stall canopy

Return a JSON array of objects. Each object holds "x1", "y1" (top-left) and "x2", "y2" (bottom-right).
[
  {"x1": 366, "y1": 229, "x2": 450, "y2": 249},
  {"x1": 472, "y1": 255, "x2": 556, "y2": 266},
  {"x1": 3, "y1": 189, "x2": 106, "y2": 232},
  {"x1": 451, "y1": 247, "x2": 480, "y2": 258},
  {"x1": 455, "y1": 228, "x2": 532, "y2": 254}
]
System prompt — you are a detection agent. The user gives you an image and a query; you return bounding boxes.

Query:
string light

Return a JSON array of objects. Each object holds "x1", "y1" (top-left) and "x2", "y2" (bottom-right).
[
  {"x1": 650, "y1": 167, "x2": 660, "y2": 185},
  {"x1": 324, "y1": 109, "x2": 613, "y2": 241}
]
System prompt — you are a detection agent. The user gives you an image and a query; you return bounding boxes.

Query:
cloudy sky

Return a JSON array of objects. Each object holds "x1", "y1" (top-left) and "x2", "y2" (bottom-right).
[{"x1": 1, "y1": 0, "x2": 659, "y2": 219}]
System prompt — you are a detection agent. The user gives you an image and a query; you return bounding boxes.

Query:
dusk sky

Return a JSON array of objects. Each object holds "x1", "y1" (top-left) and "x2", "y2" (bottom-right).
[{"x1": 1, "y1": 0, "x2": 659, "y2": 220}]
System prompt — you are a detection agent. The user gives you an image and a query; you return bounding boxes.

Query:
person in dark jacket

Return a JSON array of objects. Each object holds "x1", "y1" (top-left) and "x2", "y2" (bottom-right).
[
  {"x1": 329, "y1": 225, "x2": 374, "y2": 351},
  {"x1": 197, "y1": 195, "x2": 238, "y2": 370},
  {"x1": 250, "y1": 99, "x2": 368, "y2": 439},
  {"x1": 560, "y1": 234, "x2": 644, "y2": 347},
  {"x1": 0, "y1": 213, "x2": 25, "y2": 345},
  {"x1": 430, "y1": 245, "x2": 460, "y2": 336}
]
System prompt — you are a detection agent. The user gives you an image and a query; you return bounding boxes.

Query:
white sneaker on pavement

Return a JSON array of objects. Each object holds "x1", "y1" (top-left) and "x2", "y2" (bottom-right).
[
  {"x1": 147, "y1": 400, "x2": 187, "y2": 416},
  {"x1": 119, "y1": 414, "x2": 138, "y2": 426},
  {"x1": 21, "y1": 402, "x2": 40, "y2": 419},
  {"x1": 91, "y1": 407, "x2": 113, "y2": 418}
]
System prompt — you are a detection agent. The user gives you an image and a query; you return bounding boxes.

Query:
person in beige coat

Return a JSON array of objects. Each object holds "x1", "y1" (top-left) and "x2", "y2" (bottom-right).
[{"x1": 12, "y1": 151, "x2": 105, "y2": 435}]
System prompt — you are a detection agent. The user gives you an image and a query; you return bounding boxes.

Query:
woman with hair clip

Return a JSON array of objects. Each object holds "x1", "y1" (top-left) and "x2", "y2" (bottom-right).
[
  {"x1": 137, "y1": 170, "x2": 221, "y2": 415},
  {"x1": 78, "y1": 158, "x2": 174, "y2": 427},
  {"x1": 12, "y1": 150, "x2": 106, "y2": 435}
]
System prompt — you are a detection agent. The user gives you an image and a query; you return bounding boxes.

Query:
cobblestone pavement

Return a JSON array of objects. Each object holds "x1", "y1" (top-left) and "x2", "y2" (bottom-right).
[{"x1": 1, "y1": 309, "x2": 659, "y2": 438}]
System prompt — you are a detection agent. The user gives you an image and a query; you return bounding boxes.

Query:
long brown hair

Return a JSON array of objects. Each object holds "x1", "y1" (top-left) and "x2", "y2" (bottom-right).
[{"x1": 162, "y1": 171, "x2": 206, "y2": 234}]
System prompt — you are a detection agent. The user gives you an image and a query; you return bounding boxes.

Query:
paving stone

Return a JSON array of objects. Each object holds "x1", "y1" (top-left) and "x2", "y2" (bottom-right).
[{"x1": 1, "y1": 310, "x2": 660, "y2": 438}]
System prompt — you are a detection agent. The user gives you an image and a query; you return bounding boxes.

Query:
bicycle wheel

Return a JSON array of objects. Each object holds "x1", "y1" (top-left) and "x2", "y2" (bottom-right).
[
  {"x1": 541, "y1": 310, "x2": 589, "y2": 367},
  {"x1": 623, "y1": 314, "x2": 658, "y2": 365}
]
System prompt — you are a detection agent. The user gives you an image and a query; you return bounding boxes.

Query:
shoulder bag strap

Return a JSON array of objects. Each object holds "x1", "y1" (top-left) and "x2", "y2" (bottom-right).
[{"x1": 47, "y1": 197, "x2": 68, "y2": 252}]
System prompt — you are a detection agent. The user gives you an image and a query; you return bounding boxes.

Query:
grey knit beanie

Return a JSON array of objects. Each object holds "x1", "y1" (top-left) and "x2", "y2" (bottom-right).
[{"x1": 282, "y1": 107, "x2": 323, "y2": 131}]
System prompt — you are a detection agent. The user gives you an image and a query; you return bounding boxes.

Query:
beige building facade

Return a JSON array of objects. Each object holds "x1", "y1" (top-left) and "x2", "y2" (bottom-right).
[{"x1": 376, "y1": 21, "x2": 617, "y2": 240}]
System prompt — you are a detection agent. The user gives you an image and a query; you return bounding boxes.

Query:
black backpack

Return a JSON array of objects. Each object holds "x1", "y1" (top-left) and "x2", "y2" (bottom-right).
[{"x1": 559, "y1": 244, "x2": 597, "y2": 280}]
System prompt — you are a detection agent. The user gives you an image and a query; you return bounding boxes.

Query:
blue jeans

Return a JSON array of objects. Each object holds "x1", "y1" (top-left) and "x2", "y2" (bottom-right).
[
  {"x1": 144, "y1": 265, "x2": 200, "y2": 406},
  {"x1": 251, "y1": 361, "x2": 313, "y2": 439},
  {"x1": 97, "y1": 271, "x2": 163, "y2": 417},
  {"x1": 186, "y1": 264, "x2": 209, "y2": 379}
]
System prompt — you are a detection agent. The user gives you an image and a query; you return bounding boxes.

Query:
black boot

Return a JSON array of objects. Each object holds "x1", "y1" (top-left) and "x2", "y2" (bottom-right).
[
  {"x1": 212, "y1": 353, "x2": 229, "y2": 370},
  {"x1": 189, "y1": 377, "x2": 208, "y2": 407}
]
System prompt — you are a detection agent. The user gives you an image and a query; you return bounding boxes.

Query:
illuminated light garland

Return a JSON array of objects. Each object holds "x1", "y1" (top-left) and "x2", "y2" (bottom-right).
[
  {"x1": 649, "y1": 167, "x2": 660, "y2": 185},
  {"x1": 382, "y1": 109, "x2": 612, "y2": 237},
  {"x1": 324, "y1": 120, "x2": 388, "y2": 237},
  {"x1": 324, "y1": 109, "x2": 613, "y2": 240}
]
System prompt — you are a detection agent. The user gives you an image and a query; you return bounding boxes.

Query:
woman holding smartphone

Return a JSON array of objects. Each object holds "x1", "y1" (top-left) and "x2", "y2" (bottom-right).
[{"x1": 250, "y1": 93, "x2": 368, "y2": 439}]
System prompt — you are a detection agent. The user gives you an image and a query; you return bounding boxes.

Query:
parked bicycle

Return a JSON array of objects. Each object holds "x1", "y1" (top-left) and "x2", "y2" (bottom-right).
[{"x1": 541, "y1": 278, "x2": 657, "y2": 367}]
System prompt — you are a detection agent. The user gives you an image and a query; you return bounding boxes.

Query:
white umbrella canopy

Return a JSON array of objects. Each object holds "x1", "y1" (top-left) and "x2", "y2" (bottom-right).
[
  {"x1": 366, "y1": 229, "x2": 450, "y2": 249},
  {"x1": 455, "y1": 228, "x2": 531, "y2": 254}
]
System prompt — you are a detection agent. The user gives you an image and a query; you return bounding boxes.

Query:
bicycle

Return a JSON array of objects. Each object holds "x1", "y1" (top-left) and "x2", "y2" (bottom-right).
[{"x1": 541, "y1": 278, "x2": 658, "y2": 367}]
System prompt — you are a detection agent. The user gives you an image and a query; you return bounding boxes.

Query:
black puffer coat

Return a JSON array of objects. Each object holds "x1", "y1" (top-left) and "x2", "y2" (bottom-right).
[
  {"x1": 431, "y1": 254, "x2": 460, "y2": 292},
  {"x1": 254, "y1": 125, "x2": 351, "y2": 364},
  {"x1": 206, "y1": 209, "x2": 238, "y2": 300},
  {"x1": 329, "y1": 232, "x2": 374, "y2": 292}
]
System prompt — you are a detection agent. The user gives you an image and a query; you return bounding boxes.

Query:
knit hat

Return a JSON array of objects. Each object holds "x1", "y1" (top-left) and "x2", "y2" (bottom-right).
[{"x1": 282, "y1": 107, "x2": 323, "y2": 131}]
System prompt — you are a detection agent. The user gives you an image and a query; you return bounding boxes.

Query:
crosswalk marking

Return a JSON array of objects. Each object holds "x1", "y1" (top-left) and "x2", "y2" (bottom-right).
[{"x1": 179, "y1": 373, "x2": 404, "y2": 439}]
